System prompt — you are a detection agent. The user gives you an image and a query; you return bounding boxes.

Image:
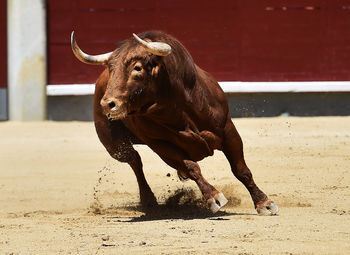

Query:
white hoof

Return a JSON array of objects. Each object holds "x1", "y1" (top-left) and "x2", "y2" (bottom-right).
[
  {"x1": 257, "y1": 201, "x2": 279, "y2": 216},
  {"x1": 208, "y1": 193, "x2": 228, "y2": 214}
]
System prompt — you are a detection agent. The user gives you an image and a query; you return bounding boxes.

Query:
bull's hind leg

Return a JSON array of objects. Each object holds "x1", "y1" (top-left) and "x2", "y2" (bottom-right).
[
  {"x1": 222, "y1": 119, "x2": 278, "y2": 215},
  {"x1": 95, "y1": 119, "x2": 157, "y2": 208}
]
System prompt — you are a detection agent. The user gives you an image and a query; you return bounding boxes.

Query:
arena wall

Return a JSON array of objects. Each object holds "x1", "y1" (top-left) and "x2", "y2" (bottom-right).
[
  {"x1": 0, "y1": 0, "x2": 7, "y2": 120},
  {"x1": 2, "y1": 0, "x2": 350, "y2": 120},
  {"x1": 47, "y1": 0, "x2": 350, "y2": 84}
]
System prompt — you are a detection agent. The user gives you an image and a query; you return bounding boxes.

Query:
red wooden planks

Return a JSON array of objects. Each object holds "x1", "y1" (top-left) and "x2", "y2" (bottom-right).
[
  {"x1": 47, "y1": 0, "x2": 350, "y2": 84},
  {"x1": 0, "y1": 0, "x2": 6, "y2": 88}
]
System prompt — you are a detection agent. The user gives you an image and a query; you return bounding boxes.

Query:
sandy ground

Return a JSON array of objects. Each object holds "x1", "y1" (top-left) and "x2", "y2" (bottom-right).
[{"x1": 0, "y1": 117, "x2": 349, "y2": 255}]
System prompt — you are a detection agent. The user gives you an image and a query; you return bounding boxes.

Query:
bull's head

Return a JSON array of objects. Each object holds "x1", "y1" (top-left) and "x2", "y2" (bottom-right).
[{"x1": 71, "y1": 32, "x2": 172, "y2": 120}]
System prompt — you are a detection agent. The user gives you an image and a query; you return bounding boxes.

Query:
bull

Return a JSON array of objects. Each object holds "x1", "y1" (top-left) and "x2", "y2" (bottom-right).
[{"x1": 71, "y1": 31, "x2": 278, "y2": 215}]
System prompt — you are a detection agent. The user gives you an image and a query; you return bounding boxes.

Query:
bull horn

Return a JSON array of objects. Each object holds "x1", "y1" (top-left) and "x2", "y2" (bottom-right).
[
  {"x1": 133, "y1": 33, "x2": 172, "y2": 56},
  {"x1": 71, "y1": 31, "x2": 112, "y2": 65}
]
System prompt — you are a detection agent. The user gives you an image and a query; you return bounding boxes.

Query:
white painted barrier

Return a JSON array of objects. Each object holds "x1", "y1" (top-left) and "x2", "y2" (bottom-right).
[
  {"x1": 47, "y1": 81, "x2": 350, "y2": 96},
  {"x1": 7, "y1": 0, "x2": 47, "y2": 120}
]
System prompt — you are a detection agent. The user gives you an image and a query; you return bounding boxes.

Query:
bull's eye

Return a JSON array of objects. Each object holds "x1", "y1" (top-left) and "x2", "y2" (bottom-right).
[{"x1": 134, "y1": 66, "x2": 142, "y2": 72}]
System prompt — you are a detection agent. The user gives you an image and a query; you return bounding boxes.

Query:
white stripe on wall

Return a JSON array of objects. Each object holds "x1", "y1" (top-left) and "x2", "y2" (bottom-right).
[
  {"x1": 47, "y1": 84, "x2": 95, "y2": 96},
  {"x1": 47, "y1": 81, "x2": 350, "y2": 96}
]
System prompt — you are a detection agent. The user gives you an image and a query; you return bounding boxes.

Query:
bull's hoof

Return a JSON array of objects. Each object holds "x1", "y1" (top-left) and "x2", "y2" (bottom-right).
[
  {"x1": 256, "y1": 200, "x2": 279, "y2": 216},
  {"x1": 142, "y1": 199, "x2": 158, "y2": 208},
  {"x1": 140, "y1": 193, "x2": 158, "y2": 208},
  {"x1": 207, "y1": 192, "x2": 228, "y2": 214}
]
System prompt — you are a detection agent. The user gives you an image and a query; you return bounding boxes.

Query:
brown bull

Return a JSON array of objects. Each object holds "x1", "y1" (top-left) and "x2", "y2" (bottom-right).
[{"x1": 71, "y1": 31, "x2": 278, "y2": 215}]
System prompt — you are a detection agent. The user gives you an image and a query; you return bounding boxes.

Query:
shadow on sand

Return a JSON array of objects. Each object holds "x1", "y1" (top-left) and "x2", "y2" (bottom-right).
[
  {"x1": 127, "y1": 205, "x2": 243, "y2": 222},
  {"x1": 98, "y1": 189, "x2": 254, "y2": 222}
]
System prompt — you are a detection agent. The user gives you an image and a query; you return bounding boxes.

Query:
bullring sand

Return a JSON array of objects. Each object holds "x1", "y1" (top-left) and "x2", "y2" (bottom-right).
[{"x1": 0, "y1": 117, "x2": 349, "y2": 254}]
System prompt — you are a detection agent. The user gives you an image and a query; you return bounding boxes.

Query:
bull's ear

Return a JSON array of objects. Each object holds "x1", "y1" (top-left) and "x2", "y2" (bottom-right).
[
  {"x1": 152, "y1": 65, "x2": 160, "y2": 77},
  {"x1": 150, "y1": 56, "x2": 162, "y2": 77}
]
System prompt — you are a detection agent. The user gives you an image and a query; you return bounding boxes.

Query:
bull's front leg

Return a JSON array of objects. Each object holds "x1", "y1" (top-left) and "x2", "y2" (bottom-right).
[
  {"x1": 222, "y1": 119, "x2": 278, "y2": 216},
  {"x1": 181, "y1": 160, "x2": 228, "y2": 213},
  {"x1": 95, "y1": 119, "x2": 157, "y2": 208},
  {"x1": 93, "y1": 72, "x2": 157, "y2": 208},
  {"x1": 144, "y1": 139, "x2": 228, "y2": 213}
]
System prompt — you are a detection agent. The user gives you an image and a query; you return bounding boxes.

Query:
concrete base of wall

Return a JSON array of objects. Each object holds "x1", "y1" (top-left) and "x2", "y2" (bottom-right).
[
  {"x1": 47, "y1": 92, "x2": 350, "y2": 121},
  {"x1": 227, "y1": 92, "x2": 350, "y2": 117},
  {"x1": 47, "y1": 95, "x2": 94, "y2": 121},
  {"x1": 0, "y1": 88, "x2": 7, "y2": 120}
]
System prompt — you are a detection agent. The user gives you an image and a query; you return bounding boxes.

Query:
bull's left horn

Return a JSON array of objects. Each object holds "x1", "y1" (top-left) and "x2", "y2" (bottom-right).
[
  {"x1": 71, "y1": 31, "x2": 113, "y2": 65},
  {"x1": 133, "y1": 33, "x2": 172, "y2": 56}
]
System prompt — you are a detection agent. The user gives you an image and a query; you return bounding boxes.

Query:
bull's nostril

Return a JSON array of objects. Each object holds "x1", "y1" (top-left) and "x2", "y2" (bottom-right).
[{"x1": 108, "y1": 101, "x2": 116, "y2": 109}]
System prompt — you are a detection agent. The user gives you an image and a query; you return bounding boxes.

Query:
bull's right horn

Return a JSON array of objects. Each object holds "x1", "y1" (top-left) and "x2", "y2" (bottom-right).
[
  {"x1": 133, "y1": 33, "x2": 172, "y2": 56},
  {"x1": 71, "y1": 31, "x2": 113, "y2": 65}
]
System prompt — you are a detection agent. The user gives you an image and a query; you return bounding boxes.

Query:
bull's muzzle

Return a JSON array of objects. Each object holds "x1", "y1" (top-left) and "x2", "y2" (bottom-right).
[{"x1": 100, "y1": 98, "x2": 127, "y2": 120}]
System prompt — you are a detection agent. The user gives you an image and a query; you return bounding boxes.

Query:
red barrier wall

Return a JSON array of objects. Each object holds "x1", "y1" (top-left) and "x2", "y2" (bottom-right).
[
  {"x1": 0, "y1": 0, "x2": 6, "y2": 88},
  {"x1": 47, "y1": 0, "x2": 350, "y2": 84}
]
